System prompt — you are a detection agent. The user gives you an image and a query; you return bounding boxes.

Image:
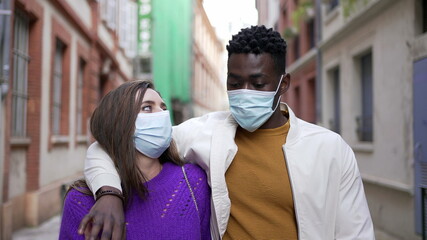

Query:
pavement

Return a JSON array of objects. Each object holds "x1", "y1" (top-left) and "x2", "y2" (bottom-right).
[
  {"x1": 12, "y1": 214, "x2": 402, "y2": 240},
  {"x1": 12, "y1": 215, "x2": 61, "y2": 240}
]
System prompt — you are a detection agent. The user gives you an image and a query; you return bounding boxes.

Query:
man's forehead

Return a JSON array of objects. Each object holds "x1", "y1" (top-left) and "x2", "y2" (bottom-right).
[
  {"x1": 228, "y1": 53, "x2": 276, "y2": 74},
  {"x1": 228, "y1": 52, "x2": 273, "y2": 61}
]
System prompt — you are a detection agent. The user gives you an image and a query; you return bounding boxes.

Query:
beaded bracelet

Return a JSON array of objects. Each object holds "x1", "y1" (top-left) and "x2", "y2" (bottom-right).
[{"x1": 95, "y1": 190, "x2": 125, "y2": 203}]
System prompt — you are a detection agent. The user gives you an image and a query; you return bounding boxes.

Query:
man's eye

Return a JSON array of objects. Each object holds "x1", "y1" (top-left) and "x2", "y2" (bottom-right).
[
  {"x1": 228, "y1": 83, "x2": 240, "y2": 88},
  {"x1": 254, "y1": 83, "x2": 266, "y2": 88}
]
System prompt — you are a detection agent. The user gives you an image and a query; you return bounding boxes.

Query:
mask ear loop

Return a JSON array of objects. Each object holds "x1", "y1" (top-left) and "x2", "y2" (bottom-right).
[
  {"x1": 274, "y1": 75, "x2": 284, "y2": 93},
  {"x1": 272, "y1": 75, "x2": 284, "y2": 111}
]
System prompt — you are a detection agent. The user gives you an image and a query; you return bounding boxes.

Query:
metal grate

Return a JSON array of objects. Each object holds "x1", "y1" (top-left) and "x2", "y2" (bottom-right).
[{"x1": 11, "y1": 10, "x2": 29, "y2": 137}]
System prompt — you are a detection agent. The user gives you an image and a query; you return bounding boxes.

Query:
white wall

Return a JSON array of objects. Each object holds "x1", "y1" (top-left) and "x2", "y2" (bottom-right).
[
  {"x1": 266, "y1": 0, "x2": 280, "y2": 28},
  {"x1": 8, "y1": 149, "x2": 26, "y2": 198},
  {"x1": 116, "y1": 50, "x2": 133, "y2": 79},
  {"x1": 322, "y1": 0, "x2": 414, "y2": 189},
  {"x1": 65, "y1": 0, "x2": 92, "y2": 29},
  {"x1": 321, "y1": 0, "x2": 422, "y2": 238},
  {"x1": 98, "y1": 24, "x2": 114, "y2": 51}
]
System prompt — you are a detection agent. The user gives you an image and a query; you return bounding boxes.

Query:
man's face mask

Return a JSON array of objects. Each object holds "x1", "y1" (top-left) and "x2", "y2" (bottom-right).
[{"x1": 227, "y1": 75, "x2": 283, "y2": 132}]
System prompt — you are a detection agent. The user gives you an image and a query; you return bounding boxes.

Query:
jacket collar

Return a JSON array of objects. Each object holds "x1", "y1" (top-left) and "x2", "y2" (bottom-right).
[
  {"x1": 218, "y1": 102, "x2": 300, "y2": 145},
  {"x1": 281, "y1": 103, "x2": 300, "y2": 146}
]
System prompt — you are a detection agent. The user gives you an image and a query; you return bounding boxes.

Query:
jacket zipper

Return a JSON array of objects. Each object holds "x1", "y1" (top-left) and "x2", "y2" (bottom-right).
[{"x1": 283, "y1": 146, "x2": 301, "y2": 240}]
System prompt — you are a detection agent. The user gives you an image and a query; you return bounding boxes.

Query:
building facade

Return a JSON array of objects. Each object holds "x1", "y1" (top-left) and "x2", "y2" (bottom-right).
[
  {"x1": 256, "y1": 0, "x2": 281, "y2": 29},
  {"x1": 0, "y1": 0, "x2": 136, "y2": 239},
  {"x1": 134, "y1": 0, "x2": 227, "y2": 123},
  {"x1": 257, "y1": 0, "x2": 318, "y2": 123},
  {"x1": 280, "y1": 0, "x2": 317, "y2": 123},
  {"x1": 192, "y1": 0, "x2": 227, "y2": 117},
  {"x1": 319, "y1": 0, "x2": 425, "y2": 239}
]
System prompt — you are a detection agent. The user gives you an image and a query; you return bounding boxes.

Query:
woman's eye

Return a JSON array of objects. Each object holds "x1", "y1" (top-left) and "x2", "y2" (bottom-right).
[
  {"x1": 254, "y1": 83, "x2": 265, "y2": 88},
  {"x1": 142, "y1": 106, "x2": 151, "y2": 111}
]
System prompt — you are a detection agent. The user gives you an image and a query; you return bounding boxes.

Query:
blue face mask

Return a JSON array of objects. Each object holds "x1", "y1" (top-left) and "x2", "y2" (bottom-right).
[
  {"x1": 134, "y1": 110, "x2": 172, "y2": 158},
  {"x1": 227, "y1": 76, "x2": 283, "y2": 132}
]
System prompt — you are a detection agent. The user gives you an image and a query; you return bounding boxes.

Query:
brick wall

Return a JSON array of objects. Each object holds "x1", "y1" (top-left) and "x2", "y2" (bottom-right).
[{"x1": 24, "y1": 0, "x2": 43, "y2": 192}]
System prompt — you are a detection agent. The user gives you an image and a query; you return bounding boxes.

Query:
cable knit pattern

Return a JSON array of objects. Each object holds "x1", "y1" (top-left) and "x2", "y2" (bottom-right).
[{"x1": 59, "y1": 163, "x2": 211, "y2": 240}]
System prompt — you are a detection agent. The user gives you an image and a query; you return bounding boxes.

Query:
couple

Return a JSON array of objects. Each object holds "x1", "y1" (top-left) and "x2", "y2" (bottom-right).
[{"x1": 60, "y1": 26, "x2": 375, "y2": 239}]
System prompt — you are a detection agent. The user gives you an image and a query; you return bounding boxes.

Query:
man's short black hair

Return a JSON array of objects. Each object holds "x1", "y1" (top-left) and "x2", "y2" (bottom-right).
[{"x1": 226, "y1": 25, "x2": 287, "y2": 75}]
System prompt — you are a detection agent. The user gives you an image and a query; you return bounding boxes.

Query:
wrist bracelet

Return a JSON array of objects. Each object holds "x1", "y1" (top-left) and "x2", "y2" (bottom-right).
[{"x1": 95, "y1": 190, "x2": 125, "y2": 202}]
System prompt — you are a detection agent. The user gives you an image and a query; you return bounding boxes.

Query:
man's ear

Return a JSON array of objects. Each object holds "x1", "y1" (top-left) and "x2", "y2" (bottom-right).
[{"x1": 279, "y1": 73, "x2": 291, "y2": 95}]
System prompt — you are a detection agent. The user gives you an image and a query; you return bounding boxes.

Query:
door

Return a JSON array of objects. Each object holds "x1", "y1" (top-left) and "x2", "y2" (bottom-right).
[{"x1": 414, "y1": 57, "x2": 427, "y2": 235}]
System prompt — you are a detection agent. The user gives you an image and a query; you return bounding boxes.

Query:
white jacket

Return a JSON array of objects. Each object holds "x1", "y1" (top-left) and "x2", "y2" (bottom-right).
[{"x1": 85, "y1": 105, "x2": 375, "y2": 240}]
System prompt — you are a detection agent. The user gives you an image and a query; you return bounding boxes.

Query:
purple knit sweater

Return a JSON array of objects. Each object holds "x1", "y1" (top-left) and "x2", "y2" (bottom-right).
[{"x1": 59, "y1": 163, "x2": 211, "y2": 239}]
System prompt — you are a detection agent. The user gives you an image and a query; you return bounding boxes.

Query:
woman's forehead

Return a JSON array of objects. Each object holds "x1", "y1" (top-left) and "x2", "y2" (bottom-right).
[{"x1": 142, "y1": 88, "x2": 163, "y2": 102}]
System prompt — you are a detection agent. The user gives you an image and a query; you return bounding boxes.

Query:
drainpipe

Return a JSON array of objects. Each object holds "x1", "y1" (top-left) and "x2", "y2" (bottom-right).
[{"x1": 315, "y1": 0, "x2": 322, "y2": 124}]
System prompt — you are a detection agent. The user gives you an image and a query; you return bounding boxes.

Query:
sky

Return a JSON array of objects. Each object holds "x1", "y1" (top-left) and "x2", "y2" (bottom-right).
[{"x1": 203, "y1": 0, "x2": 258, "y2": 42}]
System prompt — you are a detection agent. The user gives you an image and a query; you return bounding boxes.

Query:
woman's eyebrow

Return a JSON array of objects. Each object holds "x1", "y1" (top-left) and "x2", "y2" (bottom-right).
[{"x1": 141, "y1": 100, "x2": 155, "y2": 104}]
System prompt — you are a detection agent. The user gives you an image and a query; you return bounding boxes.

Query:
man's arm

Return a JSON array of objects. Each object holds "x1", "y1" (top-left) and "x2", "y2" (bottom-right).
[
  {"x1": 85, "y1": 142, "x2": 122, "y2": 194},
  {"x1": 81, "y1": 113, "x2": 217, "y2": 239},
  {"x1": 80, "y1": 142, "x2": 125, "y2": 240},
  {"x1": 335, "y1": 143, "x2": 375, "y2": 239}
]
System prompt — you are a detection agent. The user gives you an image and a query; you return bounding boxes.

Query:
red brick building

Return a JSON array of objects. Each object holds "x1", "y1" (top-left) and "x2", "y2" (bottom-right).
[
  {"x1": 257, "y1": 0, "x2": 317, "y2": 123},
  {"x1": 279, "y1": 0, "x2": 316, "y2": 123},
  {"x1": 0, "y1": 0, "x2": 136, "y2": 238}
]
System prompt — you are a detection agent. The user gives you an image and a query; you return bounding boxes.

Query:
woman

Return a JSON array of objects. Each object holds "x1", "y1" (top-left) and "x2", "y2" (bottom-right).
[{"x1": 59, "y1": 81, "x2": 211, "y2": 239}]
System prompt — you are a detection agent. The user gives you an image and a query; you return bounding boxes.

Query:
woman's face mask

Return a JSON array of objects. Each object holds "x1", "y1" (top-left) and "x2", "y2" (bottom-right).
[
  {"x1": 133, "y1": 89, "x2": 172, "y2": 158},
  {"x1": 134, "y1": 111, "x2": 172, "y2": 158}
]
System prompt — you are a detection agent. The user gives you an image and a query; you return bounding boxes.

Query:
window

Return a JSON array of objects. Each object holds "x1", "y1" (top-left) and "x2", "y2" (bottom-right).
[
  {"x1": 134, "y1": 56, "x2": 152, "y2": 79},
  {"x1": 357, "y1": 52, "x2": 373, "y2": 142},
  {"x1": 423, "y1": 0, "x2": 427, "y2": 33},
  {"x1": 329, "y1": 67, "x2": 340, "y2": 133},
  {"x1": 416, "y1": 0, "x2": 427, "y2": 34},
  {"x1": 293, "y1": 35, "x2": 300, "y2": 61},
  {"x1": 128, "y1": 1, "x2": 137, "y2": 58},
  {"x1": 76, "y1": 59, "x2": 85, "y2": 135},
  {"x1": 139, "y1": 57, "x2": 151, "y2": 74},
  {"x1": 100, "y1": 0, "x2": 117, "y2": 30},
  {"x1": 12, "y1": 10, "x2": 29, "y2": 137},
  {"x1": 118, "y1": 0, "x2": 137, "y2": 58},
  {"x1": 52, "y1": 40, "x2": 64, "y2": 135},
  {"x1": 307, "y1": 78, "x2": 316, "y2": 123},
  {"x1": 307, "y1": 18, "x2": 315, "y2": 49},
  {"x1": 0, "y1": 1, "x2": 11, "y2": 94},
  {"x1": 294, "y1": 86, "x2": 301, "y2": 116},
  {"x1": 328, "y1": 0, "x2": 339, "y2": 12},
  {"x1": 118, "y1": 0, "x2": 128, "y2": 49},
  {"x1": 413, "y1": 57, "x2": 427, "y2": 235}
]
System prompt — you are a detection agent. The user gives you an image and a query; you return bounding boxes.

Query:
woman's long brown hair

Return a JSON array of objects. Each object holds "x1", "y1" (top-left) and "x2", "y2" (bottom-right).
[{"x1": 68, "y1": 80, "x2": 183, "y2": 206}]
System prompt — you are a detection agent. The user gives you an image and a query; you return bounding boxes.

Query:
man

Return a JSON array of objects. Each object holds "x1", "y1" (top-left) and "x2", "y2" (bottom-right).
[{"x1": 81, "y1": 25, "x2": 374, "y2": 239}]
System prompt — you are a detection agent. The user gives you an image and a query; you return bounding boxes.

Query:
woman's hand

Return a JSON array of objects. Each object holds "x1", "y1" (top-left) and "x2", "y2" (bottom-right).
[{"x1": 78, "y1": 188, "x2": 126, "y2": 240}]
